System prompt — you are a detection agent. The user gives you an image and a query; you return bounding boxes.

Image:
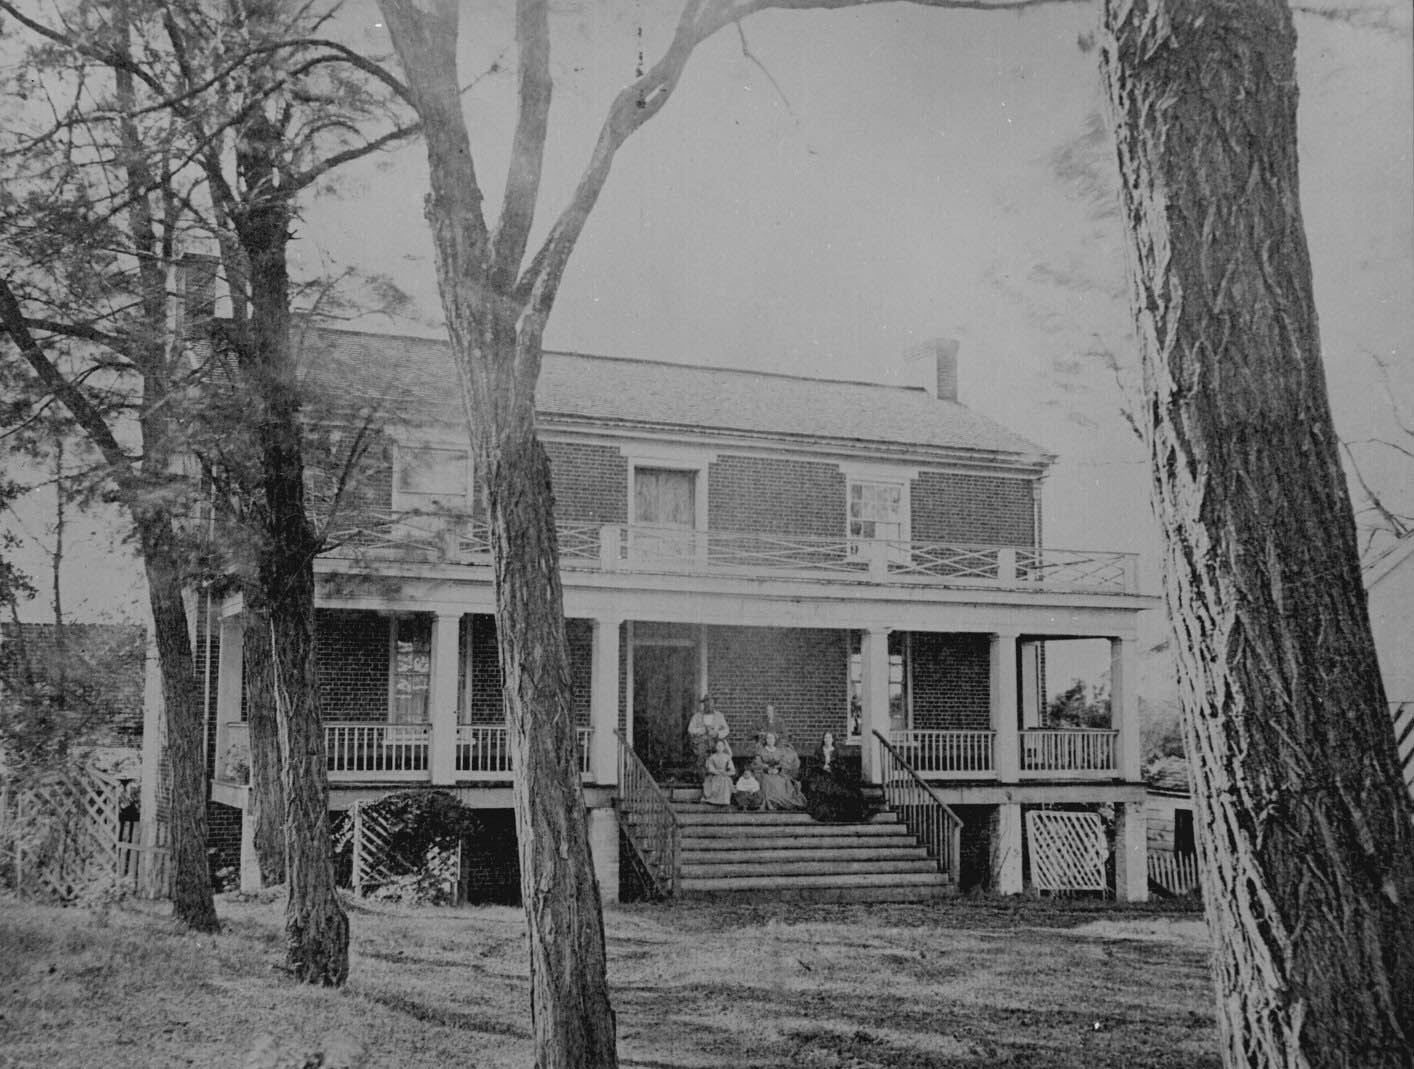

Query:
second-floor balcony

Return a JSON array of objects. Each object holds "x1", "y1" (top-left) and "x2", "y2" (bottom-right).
[{"x1": 324, "y1": 515, "x2": 1141, "y2": 596}]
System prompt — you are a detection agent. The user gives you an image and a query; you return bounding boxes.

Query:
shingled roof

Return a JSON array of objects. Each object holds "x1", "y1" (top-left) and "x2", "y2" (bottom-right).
[{"x1": 298, "y1": 323, "x2": 1050, "y2": 463}]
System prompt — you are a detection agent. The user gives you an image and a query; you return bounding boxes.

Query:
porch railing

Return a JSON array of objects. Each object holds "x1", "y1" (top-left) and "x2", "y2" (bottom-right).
[
  {"x1": 890, "y1": 729, "x2": 995, "y2": 779},
  {"x1": 455, "y1": 724, "x2": 593, "y2": 780},
  {"x1": 1148, "y1": 849, "x2": 1200, "y2": 896},
  {"x1": 323, "y1": 513, "x2": 1139, "y2": 595},
  {"x1": 615, "y1": 729, "x2": 679, "y2": 897},
  {"x1": 874, "y1": 731, "x2": 963, "y2": 884},
  {"x1": 1021, "y1": 729, "x2": 1119, "y2": 778},
  {"x1": 325, "y1": 722, "x2": 430, "y2": 781}
]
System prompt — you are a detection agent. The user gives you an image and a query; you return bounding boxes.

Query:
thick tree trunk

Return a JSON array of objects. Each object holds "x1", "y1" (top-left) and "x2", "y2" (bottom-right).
[
  {"x1": 242, "y1": 604, "x2": 286, "y2": 886},
  {"x1": 1101, "y1": 2, "x2": 1414, "y2": 1064},
  {"x1": 474, "y1": 365, "x2": 618, "y2": 1068},
  {"x1": 137, "y1": 516, "x2": 218, "y2": 932},
  {"x1": 237, "y1": 144, "x2": 348, "y2": 983}
]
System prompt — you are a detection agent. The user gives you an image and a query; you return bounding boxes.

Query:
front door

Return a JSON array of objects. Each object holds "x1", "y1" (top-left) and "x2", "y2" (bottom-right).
[{"x1": 632, "y1": 644, "x2": 698, "y2": 778}]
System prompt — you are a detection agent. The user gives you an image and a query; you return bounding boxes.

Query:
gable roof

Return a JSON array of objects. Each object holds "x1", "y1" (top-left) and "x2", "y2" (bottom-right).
[{"x1": 297, "y1": 323, "x2": 1052, "y2": 465}]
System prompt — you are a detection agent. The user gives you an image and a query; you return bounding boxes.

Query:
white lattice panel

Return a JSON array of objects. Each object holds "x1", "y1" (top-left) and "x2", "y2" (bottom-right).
[{"x1": 1026, "y1": 810, "x2": 1108, "y2": 894}]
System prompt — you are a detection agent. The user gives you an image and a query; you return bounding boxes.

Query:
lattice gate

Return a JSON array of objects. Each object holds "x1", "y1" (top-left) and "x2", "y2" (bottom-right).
[
  {"x1": 8, "y1": 765, "x2": 124, "y2": 902},
  {"x1": 1026, "y1": 810, "x2": 1108, "y2": 895},
  {"x1": 340, "y1": 799, "x2": 461, "y2": 903}
]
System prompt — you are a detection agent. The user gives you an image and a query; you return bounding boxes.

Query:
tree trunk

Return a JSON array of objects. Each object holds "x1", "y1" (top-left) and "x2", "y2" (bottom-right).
[
  {"x1": 237, "y1": 125, "x2": 348, "y2": 984},
  {"x1": 242, "y1": 603, "x2": 286, "y2": 886},
  {"x1": 475, "y1": 364, "x2": 619, "y2": 1068},
  {"x1": 137, "y1": 515, "x2": 218, "y2": 932},
  {"x1": 1100, "y1": 2, "x2": 1414, "y2": 1064}
]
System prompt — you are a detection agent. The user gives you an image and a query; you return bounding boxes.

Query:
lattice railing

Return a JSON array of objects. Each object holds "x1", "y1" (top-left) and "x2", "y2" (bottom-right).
[
  {"x1": 891, "y1": 730, "x2": 995, "y2": 778},
  {"x1": 1021, "y1": 730, "x2": 1119, "y2": 777},
  {"x1": 326, "y1": 722, "x2": 431, "y2": 781},
  {"x1": 884, "y1": 542, "x2": 1001, "y2": 581},
  {"x1": 874, "y1": 732, "x2": 963, "y2": 883},
  {"x1": 1026, "y1": 810, "x2": 1108, "y2": 894},
  {"x1": 615, "y1": 730, "x2": 679, "y2": 897},
  {"x1": 1392, "y1": 701, "x2": 1414, "y2": 802},
  {"x1": 1015, "y1": 547, "x2": 1136, "y2": 591},
  {"x1": 345, "y1": 800, "x2": 460, "y2": 902},
  {"x1": 7, "y1": 765, "x2": 124, "y2": 902}
]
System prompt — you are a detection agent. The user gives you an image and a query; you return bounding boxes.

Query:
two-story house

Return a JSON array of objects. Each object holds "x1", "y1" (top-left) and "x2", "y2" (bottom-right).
[{"x1": 204, "y1": 324, "x2": 1157, "y2": 903}]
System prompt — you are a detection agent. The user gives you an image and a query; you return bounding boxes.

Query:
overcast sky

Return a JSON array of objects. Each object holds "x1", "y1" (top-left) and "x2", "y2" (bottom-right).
[{"x1": 9, "y1": 0, "x2": 1412, "y2": 656}]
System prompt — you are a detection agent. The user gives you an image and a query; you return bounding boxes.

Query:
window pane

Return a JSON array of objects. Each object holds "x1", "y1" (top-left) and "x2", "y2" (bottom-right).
[
  {"x1": 635, "y1": 468, "x2": 695, "y2": 526},
  {"x1": 398, "y1": 446, "x2": 468, "y2": 499},
  {"x1": 392, "y1": 616, "x2": 432, "y2": 723}
]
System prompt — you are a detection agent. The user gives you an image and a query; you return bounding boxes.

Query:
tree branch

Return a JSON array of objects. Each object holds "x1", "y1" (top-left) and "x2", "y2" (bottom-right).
[{"x1": 489, "y1": 0, "x2": 552, "y2": 291}]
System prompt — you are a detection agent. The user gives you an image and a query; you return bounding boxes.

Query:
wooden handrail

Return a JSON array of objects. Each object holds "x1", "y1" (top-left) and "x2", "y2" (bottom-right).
[
  {"x1": 874, "y1": 730, "x2": 964, "y2": 883},
  {"x1": 614, "y1": 730, "x2": 680, "y2": 897}
]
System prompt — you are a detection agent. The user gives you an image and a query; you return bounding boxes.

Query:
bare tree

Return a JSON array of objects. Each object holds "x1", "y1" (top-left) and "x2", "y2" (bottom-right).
[{"x1": 1100, "y1": 1, "x2": 1414, "y2": 1064}]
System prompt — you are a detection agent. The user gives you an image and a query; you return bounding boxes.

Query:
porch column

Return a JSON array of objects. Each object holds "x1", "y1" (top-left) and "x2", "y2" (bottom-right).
[
  {"x1": 138, "y1": 622, "x2": 164, "y2": 896},
  {"x1": 860, "y1": 627, "x2": 890, "y2": 783},
  {"x1": 991, "y1": 803, "x2": 1024, "y2": 894},
  {"x1": 429, "y1": 612, "x2": 462, "y2": 785},
  {"x1": 215, "y1": 614, "x2": 244, "y2": 741},
  {"x1": 990, "y1": 631, "x2": 1020, "y2": 782},
  {"x1": 1019, "y1": 640, "x2": 1043, "y2": 729},
  {"x1": 1111, "y1": 637, "x2": 1142, "y2": 781},
  {"x1": 586, "y1": 806, "x2": 620, "y2": 904},
  {"x1": 1114, "y1": 801, "x2": 1149, "y2": 902},
  {"x1": 590, "y1": 616, "x2": 622, "y2": 786}
]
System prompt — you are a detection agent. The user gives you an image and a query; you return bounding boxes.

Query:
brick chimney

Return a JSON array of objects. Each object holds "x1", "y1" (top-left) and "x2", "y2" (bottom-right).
[{"x1": 907, "y1": 337, "x2": 960, "y2": 401}]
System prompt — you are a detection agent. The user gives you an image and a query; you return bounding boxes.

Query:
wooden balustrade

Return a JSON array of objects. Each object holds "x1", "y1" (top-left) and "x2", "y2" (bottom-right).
[
  {"x1": 891, "y1": 730, "x2": 995, "y2": 778},
  {"x1": 453, "y1": 725, "x2": 593, "y2": 779},
  {"x1": 325, "y1": 722, "x2": 430, "y2": 781},
  {"x1": 1020, "y1": 729, "x2": 1119, "y2": 778},
  {"x1": 615, "y1": 730, "x2": 679, "y2": 897},
  {"x1": 874, "y1": 732, "x2": 963, "y2": 883}
]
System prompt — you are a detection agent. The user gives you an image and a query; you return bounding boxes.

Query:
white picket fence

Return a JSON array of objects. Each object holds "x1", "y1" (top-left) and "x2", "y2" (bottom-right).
[{"x1": 1148, "y1": 849, "x2": 1200, "y2": 896}]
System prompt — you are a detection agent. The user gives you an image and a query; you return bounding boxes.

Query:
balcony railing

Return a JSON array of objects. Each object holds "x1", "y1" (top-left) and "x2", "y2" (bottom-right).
[
  {"x1": 455, "y1": 724, "x2": 593, "y2": 780},
  {"x1": 890, "y1": 730, "x2": 995, "y2": 779},
  {"x1": 323, "y1": 514, "x2": 1139, "y2": 595},
  {"x1": 1021, "y1": 729, "x2": 1119, "y2": 778},
  {"x1": 326, "y1": 722, "x2": 431, "y2": 781}
]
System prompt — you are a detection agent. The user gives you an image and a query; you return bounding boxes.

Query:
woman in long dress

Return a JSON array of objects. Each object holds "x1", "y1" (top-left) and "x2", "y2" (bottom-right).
[
  {"x1": 753, "y1": 732, "x2": 806, "y2": 811},
  {"x1": 702, "y1": 738, "x2": 736, "y2": 806},
  {"x1": 804, "y1": 731, "x2": 867, "y2": 823}
]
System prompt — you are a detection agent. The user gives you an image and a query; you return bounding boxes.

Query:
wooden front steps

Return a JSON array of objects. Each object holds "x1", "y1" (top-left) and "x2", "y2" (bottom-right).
[{"x1": 664, "y1": 791, "x2": 954, "y2": 904}]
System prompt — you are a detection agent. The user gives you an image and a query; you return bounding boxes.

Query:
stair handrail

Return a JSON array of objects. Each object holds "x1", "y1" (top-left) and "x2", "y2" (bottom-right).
[
  {"x1": 613, "y1": 730, "x2": 680, "y2": 897},
  {"x1": 873, "y1": 730, "x2": 965, "y2": 883}
]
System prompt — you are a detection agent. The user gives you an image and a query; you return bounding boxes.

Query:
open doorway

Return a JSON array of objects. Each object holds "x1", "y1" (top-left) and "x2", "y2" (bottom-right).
[{"x1": 632, "y1": 641, "x2": 698, "y2": 778}]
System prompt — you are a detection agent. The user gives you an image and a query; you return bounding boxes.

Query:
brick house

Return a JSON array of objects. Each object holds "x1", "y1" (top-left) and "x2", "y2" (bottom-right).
[{"x1": 205, "y1": 324, "x2": 1157, "y2": 902}]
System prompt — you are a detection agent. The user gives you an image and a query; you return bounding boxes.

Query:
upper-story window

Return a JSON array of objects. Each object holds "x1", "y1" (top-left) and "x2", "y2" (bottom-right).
[
  {"x1": 634, "y1": 467, "x2": 696, "y2": 528},
  {"x1": 395, "y1": 443, "x2": 472, "y2": 515},
  {"x1": 848, "y1": 480, "x2": 904, "y2": 542}
]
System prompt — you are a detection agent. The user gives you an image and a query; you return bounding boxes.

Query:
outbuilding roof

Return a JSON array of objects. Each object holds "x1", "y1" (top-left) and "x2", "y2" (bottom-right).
[{"x1": 298, "y1": 323, "x2": 1051, "y2": 464}]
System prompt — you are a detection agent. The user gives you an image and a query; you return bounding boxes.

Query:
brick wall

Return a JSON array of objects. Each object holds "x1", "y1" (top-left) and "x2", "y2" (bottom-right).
[
  {"x1": 316, "y1": 609, "x2": 389, "y2": 721},
  {"x1": 308, "y1": 431, "x2": 395, "y2": 538},
  {"x1": 909, "y1": 632, "x2": 991, "y2": 731},
  {"x1": 462, "y1": 809, "x2": 521, "y2": 905},
  {"x1": 207, "y1": 801, "x2": 242, "y2": 889},
  {"x1": 707, "y1": 455, "x2": 846, "y2": 536},
  {"x1": 911, "y1": 471, "x2": 1037, "y2": 546},
  {"x1": 545, "y1": 441, "x2": 628, "y2": 524},
  {"x1": 467, "y1": 614, "x2": 503, "y2": 723},
  {"x1": 703, "y1": 626, "x2": 849, "y2": 746}
]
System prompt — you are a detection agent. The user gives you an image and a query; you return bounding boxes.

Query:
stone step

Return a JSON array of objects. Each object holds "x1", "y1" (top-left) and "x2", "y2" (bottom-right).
[
  {"x1": 669, "y1": 803, "x2": 898, "y2": 824},
  {"x1": 678, "y1": 822, "x2": 912, "y2": 841},
  {"x1": 679, "y1": 845, "x2": 930, "y2": 864},
  {"x1": 680, "y1": 857, "x2": 940, "y2": 879},
  {"x1": 677, "y1": 870, "x2": 949, "y2": 894},
  {"x1": 677, "y1": 881, "x2": 953, "y2": 905}
]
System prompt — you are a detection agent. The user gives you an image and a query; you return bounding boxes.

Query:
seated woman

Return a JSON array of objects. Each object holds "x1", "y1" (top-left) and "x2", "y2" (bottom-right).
[
  {"x1": 702, "y1": 738, "x2": 736, "y2": 806},
  {"x1": 753, "y1": 732, "x2": 807, "y2": 811},
  {"x1": 732, "y1": 767, "x2": 762, "y2": 810},
  {"x1": 803, "y1": 731, "x2": 867, "y2": 823}
]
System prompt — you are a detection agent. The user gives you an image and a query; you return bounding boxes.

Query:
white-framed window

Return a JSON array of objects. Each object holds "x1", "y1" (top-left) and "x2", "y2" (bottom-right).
[
  {"x1": 847, "y1": 479, "x2": 906, "y2": 543},
  {"x1": 620, "y1": 446, "x2": 715, "y2": 562},
  {"x1": 393, "y1": 442, "x2": 472, "y2": 515},
  {"x1": 388, "y1": 615, "x2": 432, "y2": 723},
  {"x1": 846, "y1": 633, "x2": 910, "y2": 740}
]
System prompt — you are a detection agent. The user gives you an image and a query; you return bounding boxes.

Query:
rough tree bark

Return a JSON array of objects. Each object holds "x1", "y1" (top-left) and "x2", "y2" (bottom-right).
[
  {"x1": 1100, "y1": 2, "x2": 1414, "y2": 1064},
  {"x1": 242, "y1": 604, "x2": 286, "y2": 886},
  {"x1": 233, "y1": 122, "x2": 348, "y2": 982},
  {"x1": 377, "y1": 0, "x2": 617, "y2": 1062}
]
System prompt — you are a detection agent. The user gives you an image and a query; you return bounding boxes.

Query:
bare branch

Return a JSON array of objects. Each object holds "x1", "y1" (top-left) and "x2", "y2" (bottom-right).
[{"x1": 286, "y1": 121, "x2": 423, "y2": 192}]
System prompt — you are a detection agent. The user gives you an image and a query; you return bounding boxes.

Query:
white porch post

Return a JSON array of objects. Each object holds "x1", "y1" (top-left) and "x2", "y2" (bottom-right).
[
  {"x1": 991, "y1": 631, "x2": 1020, "y2": 782},
  {"x1": 239, "y1": 810, "x2": 261, "y2": 893},
  {"x1": 214, "y1": 614, "x2": 244, "y2": 747},
  {"x1": 1111, "y1": 637, "x2": 1142, "y2": 781},
  {"x1": 1114, "y1": 801, "x2": 1149, "y2": 902},
  {"x1": 586, "y1": 807, "x2": 620, "y2": 904},
  {"x1": 1019, "y1": 640, "x2": 1043, "y2": 729},
  {"x1": 138, "y1": 622, "x2": 164, "y2": 896},
  {"x1": 860, "y1": 627, "x2": 890, "y2": 783},
  {"x1": 590, "y1": 616, "x2": 622, "y2": 785},
  {"x1": 991, "y1": 803, "x2": 1024, "y2": 894},
  {"x1": 430, "y1": 612, "x2": 462, "y2": 785}
]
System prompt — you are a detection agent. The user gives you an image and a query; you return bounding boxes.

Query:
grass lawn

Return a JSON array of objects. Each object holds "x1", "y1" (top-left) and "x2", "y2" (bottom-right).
[{"x1": 0, "y1": 891, "x2": 1216, "y2": 1068}]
